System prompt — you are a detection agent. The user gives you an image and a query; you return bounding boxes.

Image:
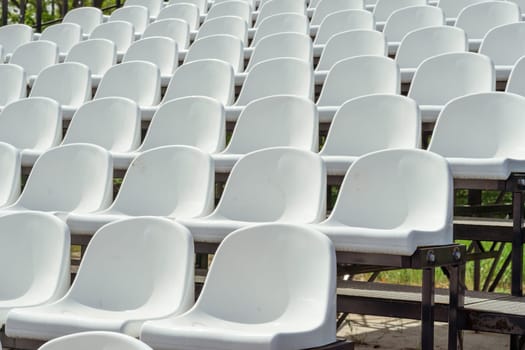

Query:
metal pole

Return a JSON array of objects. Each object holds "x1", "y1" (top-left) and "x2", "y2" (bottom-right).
[
  {"x1": 1, "y1": 0, "x2": 7, "y2": 25},
  {"x1": 421, "y1": 268, "x2": 435, "y2": 350},
  {"x1": 511, "y1": 190, "x2": 523, "y2": 297},
  {"x1": 35, "y1": 0, "x2": 42, "y2": 33}
]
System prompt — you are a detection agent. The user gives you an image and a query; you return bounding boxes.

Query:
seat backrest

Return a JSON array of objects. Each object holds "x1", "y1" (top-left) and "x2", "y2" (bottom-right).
[
  {"x1": 16, "y1": 143, "x2": 112, "y2": 212},
  {"x1": 506, "y1": 56, "x2": 525, "y2": 96},
  {"x1": 38, "y1": 332, "x2": 153, "y2": 350},
  {"x1": 408, "y1": 52, "x2": 494, "y2": 106},
  {"x1": 320, "y1": 94, "x2": 420, "y2": 156},
  {"x1": 226, "y1": 95, "x2": 318, "y2": 154},
  {"x1": 215, "y1": 147, "x2": 326, "y2": 222},
  {"x1": 455, "y1": 1, "x2": 520, "y2": 41},
  {"x1": 169, "y1": 0, "x2": 207, "y2": 13},
  {"x1": 317, "y1": 55, "x2": 399, "y2": 106},
  {"x1": 438, "y1": 0, "x2": 492, "y2": 20},
  {"x1": 111, "y1": 146, "x2": 214, "y2": 217},
  {"x1": 0, "y1": 97, "x2": 61, "y2": 150},
  {"x1": 109, "y1": 5, "x2": 150, "y2": 35},
  {"x1": 373, "y1": 0, "x2": 427, "y2": 22},
  {"x1": 314, "y1": 9, "x2": 374, "y2": 45},
  {"x1": 235, "y1": 57, "x2": 313, "y2": 105},
  {"x1": 0, "y1": 212, "x2": 70, "y2": 306},
  {"x1": 90, "y1": 21, "x2": 134, "y2": 55},
  {"x1": 509, "y1": 0, "x2": 525, "y2": 13},
  {"x1": 125, "y1": 0, "x2": 162, "y2": 18},
  {"x1": 30, "y1": 62, "x2": 91, "y2": 108},
  {"x1": 255, "y1": 0, "x2": 306, "y2": 26},
  {"x1": 140, "y1": 96, "x2": 225, "y2": 153},
  {"x1": 63, "y1": 7, "x2": 102, "y2": 35},
  {"x1": 62, "y1": 97, "x2": 140, "y2": 152},
  {"x1": 40, "y1": 23, "x2": 82, "y2": 55},
  {"x1": 163, "y1": 59, "x2": 234, "y2": 105},
  {"x1": 0, "y1": 64, "x2": 26, "y2": 107},
  {"x1": 185, "y1": 34, "x2": 244, "y2": 73},
  {"x1": 316, "y1": 29, "x2": 385, "y2": 71},
  {"x1": 197, "y1": 223, "x2": 335, "y2": 339},
  {"x1": 395, "y1": 26, "x2": 467, "y2": 70},
  {"x1": 95, "y1": 60, "x2": 161, "y2": 107},
  {"x1": 206, "y1": 0, "x2": 252, "y2": 23},
  {"x1": 0, "y1": 142, "x2": 20, "y2": 207},
  {"x1": 68, "y1": 217, "x2": 194, "y2": 313},
  {"x1": 123, "y1": 37, "x2": 178, "y2": 76},
  {"x1": 157, "y1": 3, "x2": 200, "y2": 31},
  {"x1": 0, "y1": 24, "x2": 33, "y2": 61},
  {"x1": 383, "y1": 5, "x2": 444, "y2": 43},
  {"x1": 143, "y1": 18, "x2": 190, "y2": 49},
  {"x1": 252, "y1": 13, "x2": 308, "y2": 46},
  {"x1": 480, "y1": 22, "x2": 525, "y2": 66},
  {"x1": 10, "y1": 40, "x2": 58, "y2": 78},
  {"x1": 310, "y1": 0, "x2": 364, "y2": 26},
  {"x1": 213, "y1": 0, "x2": 255, "y2": 8},
  {"x1": 195, "y1": 16, "x2": 248, "y2": 44},
  {"x1": 247, "y1": 32, "x2": 312, "y2": 71},
  {"x1": 65, "y1": 39, "x2": 116, "y2": 76}
]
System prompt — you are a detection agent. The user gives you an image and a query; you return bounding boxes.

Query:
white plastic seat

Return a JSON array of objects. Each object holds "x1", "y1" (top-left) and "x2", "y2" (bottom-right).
[
  {"x1": 316, "y1": 29, "x2": 385, "y2": 72},
  {"x1": 109, "y1": 5, "x2": 150, "y2": 38},
  {"x1": 0, "y1": 212, "x2": 70, "y2": 325},
  {"x1": 6, "y1": 217, "x2": 195, "y2": 339},
  {"x1": 142, "y1": 19, "x2": 190, "y2": 49},
  {"x1": 429, "y1": 92, "x2": 525, "y2": 179},
  {"x1": 206, "y1": 0, "x2": 252, "y2": 25},
  {"x1": 320, "y1": 94, "x2": 420, "y2": 175},
  {"x1": 407, "y1": 52, "x2": 494, "y2": 123},
  {"x1": 255, "y1": 0, "x2": 306, "y2": 26},
  {"x1": 184, "y1": 34, "x2": 244, "y2": 73},
  {"x1": 2, "y1": 143, "x2": 112, "y2": 214},
  {"x1": 313, "y1": 149, "x2": 453, "y2": 255},
  {"x1": 480, "y1": 23, "x2": 525, "y2": 81},
  {"x1": 252, "y1": 13, "x2": 309, "y2": 46},
  {"x1": 195, "y1": 16, "x2": 248, "y2": 45},
  {"x1": 373, "y1": 0, "x2": 427, "y2": 30},
  {"x1": 456, "y1": 1, "x2": 520, "y2": 51},
  {"x1": 383, "y1": 5, "x2": 444, "y2": 55},
  {"x1": 246, "y1": 32, "x2": 312, "y2": 71},
  {"x1": 214, "y1": 0, "x2": 255, "y2": 8},
  {"x1": 510, "y1": 0, "x2": 525, "y2": 18},
  {"x1": 40, "y1": 23, "x2": 82, "y2": 60},
  {"x1": 0, "y1": 97, "x2": 61, "y2": 167},
  {"x1": 125, "y1": 0, "x2": 163, "y2": 20},
  {"x1": 438, "y1": 0, "x2": 492, "y2": 24},
  {"x1": 313, "y1": 9, "x2": 374, "y2": 45},
  {"x1": 396, "y1": 26, "x2": 467, "y2": 83},
  {"x1": 178, "y1": 147, "x2": 326, "y2": 243},
  {"x1": 317, "y1": 55, "x2": 399, "y2": 123},
  {"x1": 10, "y1": 40, "x2": 58, "y2": 84},
  {"x1": 0, "y1": 64, "x2": 26, "y2": 110},
  {"x1": 90, "y1": 21, "x2": 134, "y2": 61},
  {"x1": 29, "y1": 62, "x2": 91, "y2": 120},
  {"x1": 0, "y1": 24, "x2": 33, "y2": 62},
  {"x1": 215, "y1": 95, "x2": 317, "y2": 172},
  {"x1": 506, "y1": 56, "x2": 525, "y2": 97},
  {"x1": 157, "y1": 3, "x2": 200, "y2": 31},
  {"x1": 62, "y1": 97, "x2": 141, "y2": 170},
  {"x1": 94, "y1": 61, "x2": 161, "y2": 114},
  {"x1": 310, "y1": 0, "x2": 364, "y2": 26},
  {"x1": 65, "y1": 39, "x2": 116, "y2": 88},
  {"x1": 169, "y1": 0, "x2": 208, "y2": 13},
  {"x1": 63, "y1": 7, "x2": 103, "y2": 37},
  {"x1": 141, "y1": 223, "x2": 336, "y2": 350},
  {"x1": 0, "y1": 142, "x2": 20, "y2": 207},
  {"x1": 39, "y1": 332, "x2": 153, "y2": 350},
  {"x1": 65, "y1": 146, "x2": 214, "y2": 234},
  {"x1": 123, "y1": 37, "x2": 178, "y2": 85}
]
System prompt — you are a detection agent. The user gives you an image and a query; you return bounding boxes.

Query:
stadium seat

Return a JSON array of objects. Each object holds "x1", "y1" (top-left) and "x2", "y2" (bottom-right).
[
  {"x1": 0, "y1": 212, "x2": 70, "y2": 326},
  {"x1": 0, "y1": 97, "x2": 61, "y2": 167},
  {"x1": 455, "y1": 0, "x2": 520, "y2": 51},
  {"x1": 206, "y1": 0, "x2": 253, "y2": 25},
  {"x1": 38, "y1": 332, "x2": 153, "y2": 350},
  {"x1": 65, "y1": 39, "x2": 116, "y2": 88},
  {"x1": 195, "y1": 16, "x2": 248, "y2": 45},
  {"x1": 0, "y1": 64, "x2": 26, "y2": 110},
  {"x1": 428, "y1": 92, "x2": 525, "y2": 179},
  {"x1": 320, "y1": 94, "x2": 420, "y2": 176},
  {"x1": 214, "y1": 0, "x2": 255, "y2": 8},
  {"x1": 169, "y1": 0, "x2": 208, "y2": 13},
  {"x1": 10, "y1": 40, "x2": 58, "y2": 85},
  {"x1": 407, "y1": 52, "x2": 494, "y2": 123},
  {"x1": 255, "y1": 0, "x2": 306, "y2": 27},
  {"x1": 438, "y1": 0, "x2": 493, "y2": 24},
  {"x1": 125, "y1": 0, "x2": 162, "y2": 20},
  {"x1": 178, "y1": 147, "x2": 326, "y2": 243},
  {"x1": 480, "y1": 22, "x2": 525, "y2": 81},
  {"x1": 317, "y1": 55, "x2": 399, "y2": 123},
  {"x1": 509, "y1": 0, "x2": 525, "y2": 18},
  {"x1": 0, "y1": 24, "x2": 33, "y2": 62},
  {"x1": 90, "y1": 21, "x2": 134, "y2": 61},
  {"x1": 63, "y1": 7, "x2": 102, "y2": 38},
  {"x1": 109, "y1": 5, "x2": 149, "y2": 39},
  {"x1": 252, "y1": 13, "x2": 309, "y2": 46},
  {"x1": 506, "y1": 56, "x2": 525, "y2": 96},
  {"x1": 6, "y1": 217, "x2": 195, "y2": 339},
  {"x1": 383, "y1": 5, "x2": 444, "y2": 55},
  {"x1": 313, "y1": 149, "x2": 453, "y2": 255},
  {"x1": 310, "y1": 0, "x2": 364, "y2": 26},
  {"x1": 39, "y1": 23, "x2": 82, "y2": 61},
  {"x1": 0, "y1": 142, "x2": 20, "y2": 207},
  {"x1": 29, "y1": 62, "x2": 91, "y2": 120},
  {"x1": 184, "y1": 34, "x2": 244, "y2": 73},
  {"x1": 140, "y1": 223, "x2": 336, "y2": 350},
  {"x1": 313, "y1": 9, "x2": 374, "y2": 45},
  {"x1": 157, "y1": 3, "x2": 200, "y2": 31},
  {"x1": 142, "y1": 18, "x2": 190, "y2": 49},
  {"x1": 215, "y1": 95, "x2": 318, "y2": 172},
  {"x1": 396, "y1": 26, "x2": 467, "y2": 83},
  {"x1": 373, "y1": 0, "x2": 427, "y2": 30}
]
